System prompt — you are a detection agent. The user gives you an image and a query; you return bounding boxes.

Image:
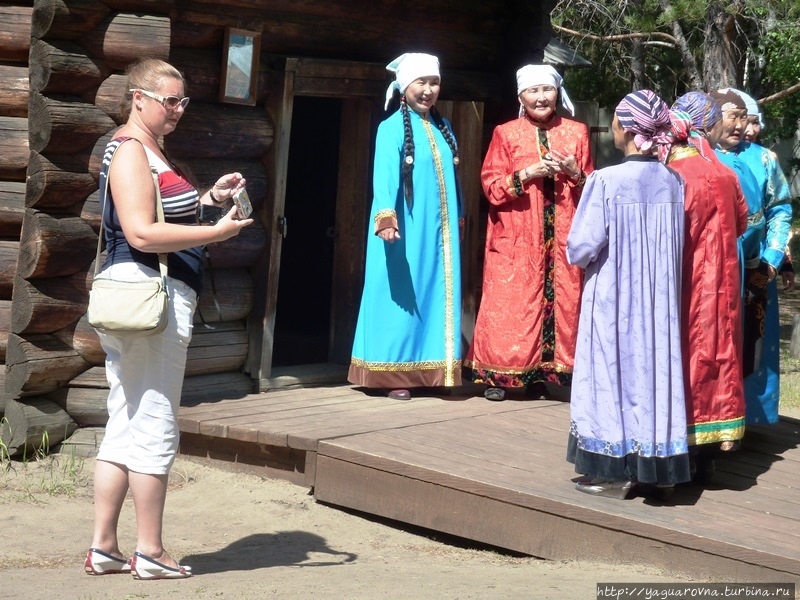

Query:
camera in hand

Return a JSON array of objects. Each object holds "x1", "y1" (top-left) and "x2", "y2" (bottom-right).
[
  {"x1": 197, "y1": 204, "x2": 225, "y2": 225},
  {"x1": 233, "y1": 188, "x2": 253, "y2": 219}
]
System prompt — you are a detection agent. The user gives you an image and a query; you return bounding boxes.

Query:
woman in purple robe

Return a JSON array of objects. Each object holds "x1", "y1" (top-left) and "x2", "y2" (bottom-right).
[{"x1": 565, "y1": 90, "x2": 691, "y2": 499}]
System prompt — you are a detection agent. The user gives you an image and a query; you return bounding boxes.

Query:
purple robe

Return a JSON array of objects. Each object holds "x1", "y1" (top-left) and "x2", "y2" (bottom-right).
[{"x1": 565, "y1": 155, "x2": 690, "y2": 484}]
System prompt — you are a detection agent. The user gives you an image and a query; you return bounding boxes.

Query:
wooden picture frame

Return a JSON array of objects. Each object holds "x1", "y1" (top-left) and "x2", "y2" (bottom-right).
[{"x1": 219, "y1": 27, "x2": 261, "y2": 105}]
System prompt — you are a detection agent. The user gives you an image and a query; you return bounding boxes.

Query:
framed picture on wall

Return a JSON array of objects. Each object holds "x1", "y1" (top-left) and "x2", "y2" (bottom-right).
[{"x1": 220, "y1": 27, "x2": 261, "y2": 105}]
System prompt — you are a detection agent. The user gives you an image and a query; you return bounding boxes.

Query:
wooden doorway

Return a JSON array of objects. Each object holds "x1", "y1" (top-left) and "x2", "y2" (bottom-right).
[
  {"x1": 253, "y1": 58, "x2": 382, "y2": 390},
  {"x1": 272, "y1": 96, "x2": 342, "y2": 368}
]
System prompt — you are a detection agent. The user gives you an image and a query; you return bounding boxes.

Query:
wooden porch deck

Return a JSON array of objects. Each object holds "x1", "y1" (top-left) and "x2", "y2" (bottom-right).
[{"x1": 176, "y1": 378, "x2": 800, "y2": 585}]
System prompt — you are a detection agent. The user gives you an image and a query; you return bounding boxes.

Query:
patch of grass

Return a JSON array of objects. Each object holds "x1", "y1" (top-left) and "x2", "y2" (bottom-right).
[{"x1": 0, "y1": 427, "x2": 90, "y2": 502}]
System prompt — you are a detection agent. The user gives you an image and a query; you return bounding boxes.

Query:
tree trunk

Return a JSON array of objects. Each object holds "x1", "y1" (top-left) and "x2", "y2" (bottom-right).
[
  {"x1": 17, "y1": 210, "x2": 97, "y2": 280},
  {"x1": 0, "y1": 65, "x2": 29, "y2": 118},
  {"x1": 0, "y1": 240, "x2": 20, "y2": 299},
  {"x1": 0, "y1": 116, "x2": 30, "y2": 180},
  {"x1": 79, "y1": 13, "x2": 171, "y2": 70},
  {"x1": 0, "y1": 397, "x2": 77, "y2": 458},
  {"x1": 0, "y1": 6, "x2": 33, "y2": 64},
  {"x1": 5, "y1": 333, "x2": 90, "y2": 397},
  {"x1": 0, "y1": 181, "x2": 26, "y2": 237},
  {"x1": 703, "y1": 2, "x2": 738, "y2": 90},
  {"x1": 0, "y1": 299, "x2": 11, "y2": 362},
  {"x1": 48, "y1": 385, "x2": 108, "y2": 427},
  {"x1": 53, "y1": 315, "x2": 105, "y2": 365},
  {"x1": 29, "y1": 38, "x2": 111, "y2": 95},
  {"x1": 164, "y1": 103, "x2": 274, "y2": 160},
  {"x1": 28, "y1": 92, "x2": 117, "y2": 154},
  {"x1": 31, "y1": 0, "x2": 111, "y2": 41},
  {"x1": 25, "y1": 151, "x2": 97, "y2": 211},
  {"x1": 11, "y1": 272, "x2": 90, "y2": 335}
]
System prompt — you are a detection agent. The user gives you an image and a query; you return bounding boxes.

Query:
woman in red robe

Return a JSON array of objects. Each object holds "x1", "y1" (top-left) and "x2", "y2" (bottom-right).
[
  {"x1": 666, "y1": 102, "x2": 748, "y2": 482},
  {"x1": 464, "y1": 65, "x2": 593, "y2": 401}
]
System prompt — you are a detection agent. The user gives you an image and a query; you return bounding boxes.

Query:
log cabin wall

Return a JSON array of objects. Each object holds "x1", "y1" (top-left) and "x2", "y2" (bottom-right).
[{"x1": 0, "y1": 0, "x2": 554, "y2": 455}]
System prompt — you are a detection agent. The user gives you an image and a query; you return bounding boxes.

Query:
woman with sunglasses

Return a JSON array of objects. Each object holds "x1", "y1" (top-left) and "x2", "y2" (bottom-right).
[{"x1": 84, "y1": 58, "x2": 253, "y2": 580}]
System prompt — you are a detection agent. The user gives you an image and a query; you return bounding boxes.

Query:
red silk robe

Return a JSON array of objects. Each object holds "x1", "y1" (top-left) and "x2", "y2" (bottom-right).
[
  {"x1": 668, "y1": 145, "x2": 748, "y2": 445},
  {"x1": 465, "y1": 115, "x2": 593, "y2": 387}
]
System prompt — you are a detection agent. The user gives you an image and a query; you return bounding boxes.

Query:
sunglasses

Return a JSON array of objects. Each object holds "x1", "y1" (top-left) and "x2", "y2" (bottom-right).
[{"x1": 130, "y1": 89, "x2": 190, "y2": 110}]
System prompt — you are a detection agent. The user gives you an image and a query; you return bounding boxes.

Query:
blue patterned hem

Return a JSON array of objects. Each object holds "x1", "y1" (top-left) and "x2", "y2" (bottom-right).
[{"x1": 569, "y1": 420, "x2": 688, "y2": 458}]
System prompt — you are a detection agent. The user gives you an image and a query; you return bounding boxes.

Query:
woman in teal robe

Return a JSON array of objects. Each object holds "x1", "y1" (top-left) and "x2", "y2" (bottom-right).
[
  {"x1": 712, "y1": 89, "x2": 792, "y2": 424},
  {"x1": 348, "y1": 53, "x2": 462, "y2": 397}
]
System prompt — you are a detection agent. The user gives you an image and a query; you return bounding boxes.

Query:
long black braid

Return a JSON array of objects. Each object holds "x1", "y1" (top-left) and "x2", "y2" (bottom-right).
[{"x1": 400, "y1": 99, "x2": 460, "y2": 212}]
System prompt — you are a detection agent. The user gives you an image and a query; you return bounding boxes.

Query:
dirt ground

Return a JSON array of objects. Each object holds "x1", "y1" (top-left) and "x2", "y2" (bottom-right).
[
  {"x1": 0, "y1": 453, "x2": 694, "y2": 600},
  {"x1": 3, "y1": 288, "x2": 799, "y2": 600}
]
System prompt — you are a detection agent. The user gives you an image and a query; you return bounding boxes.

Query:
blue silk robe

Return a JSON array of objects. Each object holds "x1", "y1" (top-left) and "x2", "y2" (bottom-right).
[
  {"x1": 716, "y1": 141, "x2": 792, "y2": 424},
  {"x1": 348, "y1": 108, "x2": 462, "y2": 389}
]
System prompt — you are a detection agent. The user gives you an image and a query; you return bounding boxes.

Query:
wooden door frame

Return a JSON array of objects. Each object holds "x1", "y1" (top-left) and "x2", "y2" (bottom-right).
[{"x1": 249, "y1": 58, "x2": 385, "y2": 391}]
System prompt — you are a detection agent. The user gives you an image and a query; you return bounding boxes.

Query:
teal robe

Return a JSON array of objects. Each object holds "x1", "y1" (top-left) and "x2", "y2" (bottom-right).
[
  {"x1": 716, "y1": 141, "x2": 792, "y2": 424},
  {"x1": 348, "y1": 109, "x2": 462, "y2": 389}
]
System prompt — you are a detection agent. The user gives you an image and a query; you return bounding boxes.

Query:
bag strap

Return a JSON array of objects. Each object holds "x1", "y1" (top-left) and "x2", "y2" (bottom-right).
[{"x1": 94, "y1": 139, "x2": 168, "y2": 282}]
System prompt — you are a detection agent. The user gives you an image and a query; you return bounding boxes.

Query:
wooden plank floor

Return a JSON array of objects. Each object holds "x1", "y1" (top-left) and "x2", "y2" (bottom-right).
[{"x1": 178, "y1": 383, "x2": 800, "y2": 584}]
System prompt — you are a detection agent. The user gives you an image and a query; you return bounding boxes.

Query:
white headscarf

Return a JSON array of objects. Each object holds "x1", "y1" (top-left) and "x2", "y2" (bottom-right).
[
  {"x1": 733, "y1": 89, "x2": 765, "y2": 128},
  {"x1": 384, "y1": 53, "x2": 440, "y2": 110},
  {"x1": 516, "y1": 64, "x2": 575, "y2": 117}
]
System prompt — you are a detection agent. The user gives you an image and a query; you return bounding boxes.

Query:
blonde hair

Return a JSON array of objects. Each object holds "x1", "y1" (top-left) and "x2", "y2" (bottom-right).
[{"x1": 121, "y1": 58, "x2": 185, "y2": 117}]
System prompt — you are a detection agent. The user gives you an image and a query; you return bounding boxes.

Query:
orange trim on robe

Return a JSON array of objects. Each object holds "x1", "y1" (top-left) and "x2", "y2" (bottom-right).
[{"x1": 465, "y1": 115, "x2": 593, "y2": 386}]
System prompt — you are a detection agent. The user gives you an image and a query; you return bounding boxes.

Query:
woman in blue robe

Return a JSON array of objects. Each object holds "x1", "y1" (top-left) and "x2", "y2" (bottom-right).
[
  {"x1": 348, "y1": 53, "x2": 462, "y2": 399},
  {"x1": 711, "y1": 89, "x2": 792, "y2": 425}
]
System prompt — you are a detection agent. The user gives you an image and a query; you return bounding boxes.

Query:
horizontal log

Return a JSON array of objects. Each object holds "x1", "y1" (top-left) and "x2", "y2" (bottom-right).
[
  {"x1": 181, "y1": 158, "x2": 267, "y2": 213},
  {"x1": 90, "y1": 74, "x2": 127, "y2": 124},
  {"x1": 17, "y1": 210, "x2": 98, "y2": 279},
  {"x1": 50, "y1": 370, "x2": 256, "y2": 426},
  {"x1": 0, "y1": 239, "x2": 20, "y2": 299},
  {"x1": 5, "y1": 333, "x2": 90, "y2": 397},
  {"x1": 0, "y1": 181, "x2": 26, "y2": 237},
  {"x1": 48, "y1": 386, "x2": 107, "y2": 427},
  {"x1": 0, "y1": 6, "x2": 33, "y2": 64},
  {"x1": 169, "y1": 47, "x2": 222, "y2": 103},
  {"x1": 0, "y1": 116, "x2": 29, "y2": 180},
  {"x1": 80, "y1": 13, "x2": 170, "y2": 70},
  {"x1": 205, "y1": 221, "x2": 266, "y2": 269},
  {"x1": 26, "y1": 151, "x2": 97, "y2": 210},
  {"x1": 29, "y1": 38, "x2": 111, "y2": 95},
  {"x1": 88, "y1": 130, "x2": 116, "y2": 183},
  {"x1": 80, "y1": 190, "x2": 101, "y2": 233},
  {"x1": 195, "y1": 268, "x2": 254, "y2": 323},
  {"x1": 53, "y1": 314, "x2": 104, "y2": 365},
  {"x1": 101, "y1": 0, "x2": 175, "y2": 14},
  {"x1": 31, "y1": 0, "x2": 111, "y2": 41},
  {"x1": 11, "y1": 272, "x2": 89, "y2": 335},
  {"x1": 185, "y1": 321, "x2": 249, "y2": 376},
  {"x1": 164, "y1": 103, "x2": 273, "y2": 160},
  {"x1": 0, "y1": 65, "x2": 29, "y2": 118},
  {"x1": 66, "y1": 365, "x2": 106, "y2": 387},
  {"x1": 0, "y1": 397, "x2": 77, "y2": 458},
  {"x1": 0, "y1": 299, "x2": 11, "y2": 362},
  {"x1": 170, "y1": 18, "x2": 221, "y2": 49},
  {"x1": 29, "y1": 92, "x2": 117, "y2": 154}
]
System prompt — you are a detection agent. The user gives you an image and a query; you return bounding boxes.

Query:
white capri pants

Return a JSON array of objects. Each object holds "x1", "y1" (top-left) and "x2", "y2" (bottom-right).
[{"x1": 95, "y1": 262, "x2": 198, "y2": 475}]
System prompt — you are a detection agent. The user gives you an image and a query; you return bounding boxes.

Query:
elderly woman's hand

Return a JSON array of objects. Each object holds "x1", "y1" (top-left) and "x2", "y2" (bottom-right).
[
  {"x1": 548, "y1": 149, "x2": 582, "y2": 181},
  {"x1": 212, "y1": 205, "x2": 253, "y2": 241},
  {"x1": 522, "y1": 159, "x2": 559, "y2": 181}
]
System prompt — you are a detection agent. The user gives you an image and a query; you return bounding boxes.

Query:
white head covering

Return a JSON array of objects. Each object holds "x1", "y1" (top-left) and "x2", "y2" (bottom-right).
[
  {"x1": 384, "y1": 53, "x2": 440, "y2": 110},
  {"x1": 733, "y1": 89, "x2": 765, "y2": 128},
  {"x1": 515, "y1": 64, "x2": 575, "y2": 117}
]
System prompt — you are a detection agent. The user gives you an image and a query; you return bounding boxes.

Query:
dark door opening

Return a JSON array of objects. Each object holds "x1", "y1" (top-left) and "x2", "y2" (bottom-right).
[{"x1": 272, "y1": 96, "x2": 342, "y2": 367}]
